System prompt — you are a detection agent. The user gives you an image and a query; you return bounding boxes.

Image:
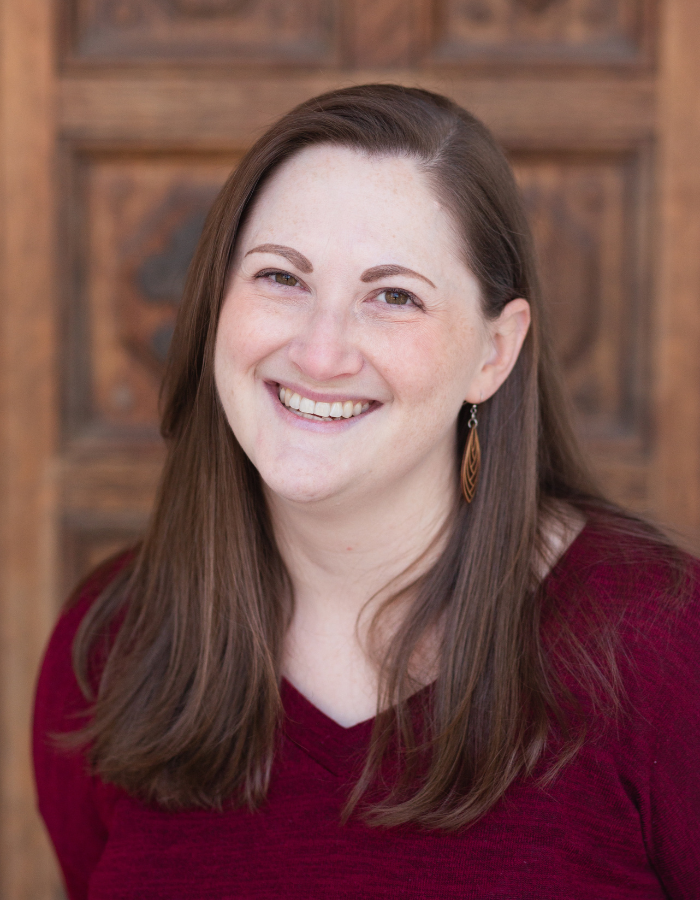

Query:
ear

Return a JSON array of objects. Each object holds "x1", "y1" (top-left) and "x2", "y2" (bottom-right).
[{"x1": 464, "y1": 298, "x2": 531, "y2": 403}]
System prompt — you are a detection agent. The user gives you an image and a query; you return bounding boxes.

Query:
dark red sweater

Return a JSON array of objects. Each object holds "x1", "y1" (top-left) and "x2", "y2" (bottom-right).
[{"x1": 34, "y1": 523, "x2": 700, "y2": 899}]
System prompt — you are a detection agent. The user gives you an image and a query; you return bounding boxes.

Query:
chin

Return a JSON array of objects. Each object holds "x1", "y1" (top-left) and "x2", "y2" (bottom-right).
[{"x1": 260, "y1": 470, "x2": 349, "y2": 505}]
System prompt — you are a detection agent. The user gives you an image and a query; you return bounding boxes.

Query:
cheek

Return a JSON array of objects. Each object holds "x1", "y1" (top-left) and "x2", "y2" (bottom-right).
[
  {"x1": 216, "y1": 290, "x2": 291, "y2": 378},
  {"x1": 377, "y1": 320, "x2": 482, "y2": 409}
]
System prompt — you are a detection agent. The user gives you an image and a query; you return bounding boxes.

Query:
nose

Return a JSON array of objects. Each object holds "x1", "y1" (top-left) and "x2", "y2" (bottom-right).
[{"x1": 286, "y1": 306, "x2": 363, "y2": 384}]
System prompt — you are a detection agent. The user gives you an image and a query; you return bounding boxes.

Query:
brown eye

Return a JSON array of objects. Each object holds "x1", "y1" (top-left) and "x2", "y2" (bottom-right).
[
  {"x1": 383, "y1": 289, "x2": 412, "y2": 305},
  {"x1": 273, "y1": 272, "x2": 298, "y2": 287}
]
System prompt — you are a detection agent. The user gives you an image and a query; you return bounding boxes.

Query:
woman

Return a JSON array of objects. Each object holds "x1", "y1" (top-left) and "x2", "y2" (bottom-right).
[{"x1": 34, "y1": 85, "x2": 700, "y2": 899}]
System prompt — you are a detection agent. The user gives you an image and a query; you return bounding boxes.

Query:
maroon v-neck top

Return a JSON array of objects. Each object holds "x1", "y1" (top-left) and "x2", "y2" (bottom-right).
[{"x1": 34, "y1": 523, "x2": 700, "y2": 899}]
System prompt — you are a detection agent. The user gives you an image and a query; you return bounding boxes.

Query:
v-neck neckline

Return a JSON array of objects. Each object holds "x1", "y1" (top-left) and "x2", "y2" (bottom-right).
[
  {"x1": 280, "y1": 519, "x2": 592, "y2": 777},
  {"x1": 281, "y1": 678, "x2": 377, "y2": 777}
]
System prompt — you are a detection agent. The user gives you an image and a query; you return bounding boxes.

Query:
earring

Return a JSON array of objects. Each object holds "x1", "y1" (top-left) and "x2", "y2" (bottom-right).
[{"x1": 461, "y1": 404, "x2": 480, "y2": 504}]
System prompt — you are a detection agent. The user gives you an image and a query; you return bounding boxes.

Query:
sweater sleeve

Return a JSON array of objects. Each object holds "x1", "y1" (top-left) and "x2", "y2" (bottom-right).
[
  {"x1": 32, "y1": 557, "x2": 130, "y2": 900},
  {"x1": 620, "y1": 567, "x2": 700, "y2": 899}
]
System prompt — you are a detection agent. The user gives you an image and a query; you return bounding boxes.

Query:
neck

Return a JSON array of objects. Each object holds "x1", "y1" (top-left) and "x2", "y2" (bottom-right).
[
  {"x1": 266, "y1": 457, "x2": 457, "y2": 726},
  {"x1": 269, "y1": 462, "x2": 456, "y2": 618}
]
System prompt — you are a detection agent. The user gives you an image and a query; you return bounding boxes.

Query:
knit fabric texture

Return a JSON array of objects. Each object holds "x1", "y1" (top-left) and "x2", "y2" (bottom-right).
[{"x1": 33, "y1": 522, "x2": 700, "y2": 899}]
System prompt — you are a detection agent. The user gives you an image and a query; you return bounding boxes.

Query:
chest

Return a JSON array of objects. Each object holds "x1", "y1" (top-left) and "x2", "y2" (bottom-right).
[{"x1": 88, "y1": 737, "x2": 663, "y2": 900}]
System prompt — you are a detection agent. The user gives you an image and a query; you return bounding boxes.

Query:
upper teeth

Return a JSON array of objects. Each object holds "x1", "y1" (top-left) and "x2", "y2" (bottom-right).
[{"x1": 278, "y1": 385, "x2": 370, "y2": 420}]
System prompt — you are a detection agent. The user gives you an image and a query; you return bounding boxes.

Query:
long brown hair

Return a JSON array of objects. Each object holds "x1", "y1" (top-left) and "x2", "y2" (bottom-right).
[{"x1": 70, "y1": 84, "x2": 671, "y2": 828}]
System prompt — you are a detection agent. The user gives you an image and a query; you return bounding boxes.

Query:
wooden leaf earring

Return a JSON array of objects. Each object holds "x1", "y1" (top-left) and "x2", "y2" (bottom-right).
[{"x1": 461, "y1": 404, "x2": 480, "y2": 504}]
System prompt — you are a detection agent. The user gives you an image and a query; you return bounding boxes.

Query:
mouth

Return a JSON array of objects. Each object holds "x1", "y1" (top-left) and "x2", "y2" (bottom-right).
[{"x1": 275, "y1": 383, "x2": 373, "y2": 422}]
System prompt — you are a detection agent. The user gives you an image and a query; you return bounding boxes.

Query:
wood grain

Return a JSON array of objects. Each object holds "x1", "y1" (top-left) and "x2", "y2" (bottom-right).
[
  {"x1": 429, "y1": 0, "x2": 656, "y2": 67},
  {"x1": 3, "y1": 0, "x2": 700, "y2": 897},
  {"x1": 66, "y1": 0, "x2": 339, "y2": 65},
  {"x1": 62, "y1": 145, "x2": 652, "y2": 457},
  {"x1": 512, "y1": 149, "x2": 649, "y2": 450},
  {"x1": 0, "y1": 0, "x2": 63, "y2": 896},
  {"x1": 58, "y1": 74, "x2": 656, "y2": 146},
  {"x1": 345, "y1": 0, "x2": 424, "y2": 67},
  {"x1": 59, "y1": 451, "x2": 163, "y2": 597},
  {"x1": 653, "y1": 0, "x2": 700, "y2": 539},
  {"x1": 63, "y1": 0, "x2": 338, "y2": 67},
  {"x1": 68, "y1": 153, "x2": 234, "y2": 439}
]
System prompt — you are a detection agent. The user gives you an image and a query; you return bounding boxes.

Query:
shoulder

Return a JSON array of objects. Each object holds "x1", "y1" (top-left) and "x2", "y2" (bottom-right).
[
  {"x1": 545, "y1": 518, "x2": 700, "y2": 893},
  {"x1": 546, "y1": 513, "x2": 699, "y2": 624},
  {"x1": 544, "y1": 514, "x2": 700, "y2": 714}
]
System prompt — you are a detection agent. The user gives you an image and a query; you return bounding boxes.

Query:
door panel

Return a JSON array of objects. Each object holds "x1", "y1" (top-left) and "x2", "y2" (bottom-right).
[
  {"x1": 514, "y1": 150, "x2": 648, "y2": 444},
  {"x1": 70, "y1": 151, "x2": 237, "y2": 436},
  {"x1": 3, "y1": 1, "x2": 700, "y2": 897},
  {"x1": 66, "y1": 0, "x2": 340, "y2": 65},
  {"x1": 430, "y1": 0, "x2": 655, "y2": 66}
]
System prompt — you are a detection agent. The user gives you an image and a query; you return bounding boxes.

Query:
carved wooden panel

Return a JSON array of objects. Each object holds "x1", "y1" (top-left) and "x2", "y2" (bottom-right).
[
  {"x1": 70, "y1": 153, "x2": 237, "y2": 440},
  {"x1": 429, "y1": 0, "x2": 655, "y2": 67},
  {"x1": 68, "y1": 146, "x2": 647, "y2": 456},
  {"x1": 59, "y1": 452, "x2": 163, "y2": 593},
  {"x1": 511, "y1": 149, "x2": 647, "y2": 450},
  {"x1": 66, "y1": 0, "x2": 338, "y2": 64},
  {"x1": 61, "y1": 514, "x2": 144, "y2": 600}
]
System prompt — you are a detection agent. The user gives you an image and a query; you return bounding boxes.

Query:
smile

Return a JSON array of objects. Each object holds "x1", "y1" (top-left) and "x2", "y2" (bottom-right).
[{"x1": 277, "y1": 384, "x2": 370, "y2": 421}]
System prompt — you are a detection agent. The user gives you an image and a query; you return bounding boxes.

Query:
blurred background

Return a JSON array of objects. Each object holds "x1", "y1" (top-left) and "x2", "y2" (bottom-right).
[{"x1": 2, "y1": 0, "x2": 700, "y2": 896}]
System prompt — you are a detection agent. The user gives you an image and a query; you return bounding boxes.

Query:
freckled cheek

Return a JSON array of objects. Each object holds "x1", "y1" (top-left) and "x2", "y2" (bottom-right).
[
  {"x1": 217, "y1": 297, "x2": 295, "y2": 374},
  {"x1": 375, "y1": 332, "x2": 474, "y2": 408}
]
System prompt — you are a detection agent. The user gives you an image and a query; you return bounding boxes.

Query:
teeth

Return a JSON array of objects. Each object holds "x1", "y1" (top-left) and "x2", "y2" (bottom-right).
[{"x1": 277, "y1": 385, "x2": 370, "y2": 420}]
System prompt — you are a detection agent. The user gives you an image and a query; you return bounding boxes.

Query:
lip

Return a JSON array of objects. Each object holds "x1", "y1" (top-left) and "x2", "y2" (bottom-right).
[
  {"x1": 269, "y1": 379, "x2": 373, "y2": 406},
  {"x1": 264, "y1": 381, "x2": 378, "y2": 431}
]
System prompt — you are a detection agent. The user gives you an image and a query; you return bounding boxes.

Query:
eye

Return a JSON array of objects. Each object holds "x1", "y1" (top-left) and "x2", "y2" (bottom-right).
[
  {"x1": 256, "y1": 270, "x2": 300, "y2": 288},
  {"x1": 271, "y1": 271, "x2": 299, "y2": 287},
  {"x1": 377, "y1": 288, "x2": 417, "y2": 307}
]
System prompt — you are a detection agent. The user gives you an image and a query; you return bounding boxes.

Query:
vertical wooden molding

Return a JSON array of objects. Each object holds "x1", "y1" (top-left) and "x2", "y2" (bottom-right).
[
  {"x1": 0, "y1": 0, "x2": 60, "y2": 896},
  {"x1": 654, "y1": 0, "x2": 700, "y2": 544}
]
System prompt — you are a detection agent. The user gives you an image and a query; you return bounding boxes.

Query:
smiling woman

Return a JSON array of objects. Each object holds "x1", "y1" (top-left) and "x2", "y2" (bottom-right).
[
  {"x1": 215, "y1": 146, "x2": 529, "y2": 524},
  {"x1": 33, "y1": 85, "x2": 700, "y2": 899}
]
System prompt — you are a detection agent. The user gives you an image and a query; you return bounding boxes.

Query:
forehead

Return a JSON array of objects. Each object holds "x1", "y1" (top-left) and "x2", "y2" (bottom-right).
[
  {"x1": 262, "y1": 145, "x2": 429, "y2": 198},
  {"x1": 236, "y1": 144, "x2": 464, "y2": 267}
]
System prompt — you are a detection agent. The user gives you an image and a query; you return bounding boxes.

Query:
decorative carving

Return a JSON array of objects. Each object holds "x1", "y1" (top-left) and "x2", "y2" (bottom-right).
[
  {"x1": 122, "y1": 191, "x2": 215, "y2": 379},
  {"x1": 519, "y1": 180, "x2": 600, "y2": 375},
  {"x1": 71, "y1": 150, "x2": 646, "y2": 452},
  {"x1": 76, "y1": 155, "x2": 235, "y2": 434},
  {"x1": 69, "y1": 0, "x2": 337, "y2": 64},
  {"x1": 516, "y1": 0, "x2": 559, "y2": 13},
  {"x1": 431, "y1": 0, "x2": 652, "y2": 66},
  {"x1": 511, "y1": 152, "x2": 644, "y2": 440},
  {"x1": 136, "y1": 208, "x2": 208, "y2": 305},
  {"x1": 172, "y1": 0, "x2": 254, "y2": 16}
]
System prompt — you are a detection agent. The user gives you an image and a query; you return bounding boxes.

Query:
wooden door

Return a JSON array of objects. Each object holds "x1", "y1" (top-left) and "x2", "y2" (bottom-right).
[{"x1": 2, "y1": 0, "x2": 700, "y2": 895}]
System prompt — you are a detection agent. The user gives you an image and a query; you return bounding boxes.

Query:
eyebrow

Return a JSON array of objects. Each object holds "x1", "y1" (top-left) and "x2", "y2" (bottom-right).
[
  {"x1": 244, "y1": 244, "x2": 313, "y2": 273},
  {"x1": 244, "y1": 246, "x2": 436, "y2": 289},
  {"x1": 360, "y1": 264, "x2": 436, "y2": 289}
]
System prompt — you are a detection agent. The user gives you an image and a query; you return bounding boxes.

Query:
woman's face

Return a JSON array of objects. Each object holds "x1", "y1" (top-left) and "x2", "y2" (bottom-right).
[{"x1": 215, "y1": 145, "x2": 528, "y2": 508}]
